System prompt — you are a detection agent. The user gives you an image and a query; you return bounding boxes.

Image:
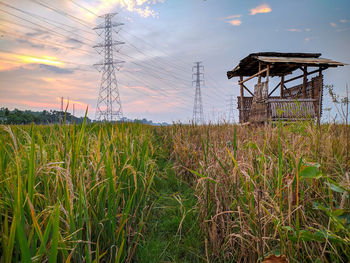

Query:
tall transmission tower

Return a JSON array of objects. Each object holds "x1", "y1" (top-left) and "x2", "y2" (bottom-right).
[
  {"x1": 192, "y1": 62, "x2": 204, "y2": 124},
  {"x1": 93, "y1": 13, "x2": 124, "y2": 122}
]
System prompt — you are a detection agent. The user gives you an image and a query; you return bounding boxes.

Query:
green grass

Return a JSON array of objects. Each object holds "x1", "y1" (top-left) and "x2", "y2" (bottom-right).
[
  {"x1": 135, "y1": 159, "x2": 204, "y2": 262},
  {"x1": 0, "y1": 122, "x2": 161, "y2": 262}
]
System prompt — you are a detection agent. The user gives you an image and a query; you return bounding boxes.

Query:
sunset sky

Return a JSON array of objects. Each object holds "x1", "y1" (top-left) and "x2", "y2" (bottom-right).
[{"x1": 0, "y1": 0, "x2": 349, "y2": 123}]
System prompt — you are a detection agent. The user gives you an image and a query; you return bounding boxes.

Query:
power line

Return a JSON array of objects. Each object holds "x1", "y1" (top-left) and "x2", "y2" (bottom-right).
[
  {"x1": 0, "y1": 29, "x2": 95, "y2": 56},
  {"x1": 119, "y1": 71, "x2": 193, "y2": 106},
  {"x1": 120, "y1": 29, "x2": 192, "y2": 71},
  {"x1": 0, "y1": 1, "x2": 96, "y2": 39},
  {"x1": 0, "y1": 7, "x2": 92, "y2": 47},
  {"x1": 27, "y1": 0, "x2": 93, "y2": 29},
  {"x1": 0, "y1": 48, "x2": 95, "y2": 68},
  {"x1": 67, "y1": 0, "x2": 98, "y2": 17}
]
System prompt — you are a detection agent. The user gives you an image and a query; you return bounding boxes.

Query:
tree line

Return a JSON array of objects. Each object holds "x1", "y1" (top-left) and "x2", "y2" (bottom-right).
[{"x1": 0, "y1": 108, "x2": 91, "y2": 125}]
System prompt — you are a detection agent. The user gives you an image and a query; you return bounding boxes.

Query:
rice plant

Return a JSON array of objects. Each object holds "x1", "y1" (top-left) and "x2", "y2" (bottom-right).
[
  {"x1": 0, "y1": 121, "x2": 157, "y2": 262},
  {"x1": 170, "y1": 122, "x2": 350, "y2": 262},
  {"x1": 0, "y1": 120, "x2": 349, "y2": 262}
]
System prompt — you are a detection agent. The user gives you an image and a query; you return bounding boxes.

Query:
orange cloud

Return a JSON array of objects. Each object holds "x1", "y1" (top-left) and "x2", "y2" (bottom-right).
[
  {"x1": 227, "y1": 19, "x2": 242, "y2": 26},
  {"x1": 250, "y1": 4, "x2": 271, "y2": 15},
  {"x1": 0, "y1": 59, "x2": 22, "y2": 71},
  {"x1": 15, "y1": 55, "x2": 63, "y2": 66},
  {"x1": 0, "y1": 52, "x2": 64, "y2": 67},
  {"x1": 56, "y1": 97, "x2": 87, "y2": 107},
  {"x1": 0, "y1": 98, "x2": 62, "y2": 110}
]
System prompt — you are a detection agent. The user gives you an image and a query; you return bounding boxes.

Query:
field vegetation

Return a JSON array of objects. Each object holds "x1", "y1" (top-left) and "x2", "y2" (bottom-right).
[{"x1": 0, "y1": 118, "x2": 349, "y2": 262}]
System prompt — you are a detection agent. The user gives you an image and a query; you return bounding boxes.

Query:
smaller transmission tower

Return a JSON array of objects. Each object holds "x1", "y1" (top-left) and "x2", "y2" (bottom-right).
[
  {"x1": 93, "y1": 13, "x2": 124, "y2": 121},
  {"x1": 227, "y1": 95, "x2": 235, "y2": 123},
  {"x1": 192, "y1": 62, "x2": 204, "y2": 124},
  {"x1": 60, "y1": 96, "x2": 64, "y2": 112}
]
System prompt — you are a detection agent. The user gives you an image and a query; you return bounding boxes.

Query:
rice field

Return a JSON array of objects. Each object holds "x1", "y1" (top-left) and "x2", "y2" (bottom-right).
[{"x1": 0, "y1": 120, "x2": 349, "y2": 262}]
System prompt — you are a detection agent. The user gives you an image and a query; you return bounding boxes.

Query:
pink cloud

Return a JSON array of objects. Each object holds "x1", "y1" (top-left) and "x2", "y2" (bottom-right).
[
  {"x1": 227, "y1": 19, "x2": 242, "y2": 26},
  {"x1": 286, "y1": 28, "x2": 302, "y2": 32},
  {"x1": 221, "y1": 14, "x2": 242, "y2": 20}
]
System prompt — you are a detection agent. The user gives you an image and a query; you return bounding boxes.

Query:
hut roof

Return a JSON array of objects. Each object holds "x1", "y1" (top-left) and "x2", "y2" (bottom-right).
[{"x1": 227, "y1": 52, "x2": 345, "y2": 79}]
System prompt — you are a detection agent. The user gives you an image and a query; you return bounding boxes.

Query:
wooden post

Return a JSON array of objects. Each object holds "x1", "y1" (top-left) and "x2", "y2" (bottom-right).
[
  {"x1": 240, "y1": 76, "x2": 245, "y2": 123},
  {"x1": 280, "y1": 75, "x2": 284, "y2": 98},
  {"x1": 266, "y1": 64, "x2": 270, "y2": 95},
  {"x1": 258, "y1": 62, "x2": 262, "y2": 84},
  {"x1": 266, "y1": 64, "x2": 270, "y2": 83},
  {"x1": 302, "y1": 66, "x2": 307, "y2": 98},
  {"x1": 317, "y1": 67, "x2": 323, "y2": 127}
]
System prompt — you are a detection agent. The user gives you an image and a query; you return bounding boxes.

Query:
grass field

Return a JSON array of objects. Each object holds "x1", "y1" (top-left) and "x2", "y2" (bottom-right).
[{"x1": 0, "y1": 120, "x2": 349, "y2": 262}]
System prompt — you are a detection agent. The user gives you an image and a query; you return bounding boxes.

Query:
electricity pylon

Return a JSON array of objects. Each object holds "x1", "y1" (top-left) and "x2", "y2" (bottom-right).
[
  {"x1": 93, "y1": 13, "x2": 124, "y2": 121},
  {"x1": 228, "y1": 95, "x2": 235, "y2": 123},
  {"x1": 192, "y1": 62, "x2": 204, "y2": 124}
]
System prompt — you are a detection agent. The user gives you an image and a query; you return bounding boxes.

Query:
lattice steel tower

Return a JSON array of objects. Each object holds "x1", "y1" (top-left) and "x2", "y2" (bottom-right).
[
  {"x1": 192, "y1": 62, "x2": 204, "y2": 124},
  {"x1": 93, "y1": 13, "x2": 124, "y2": 121},
  {"x1": 228, "y1": 95, "x2": 235, "y2": 123}
]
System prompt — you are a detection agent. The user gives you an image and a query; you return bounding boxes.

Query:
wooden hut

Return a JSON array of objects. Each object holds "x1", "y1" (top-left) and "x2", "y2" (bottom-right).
[{"x1": 227, "y1": 52, "x2": 345, "y2": 123}]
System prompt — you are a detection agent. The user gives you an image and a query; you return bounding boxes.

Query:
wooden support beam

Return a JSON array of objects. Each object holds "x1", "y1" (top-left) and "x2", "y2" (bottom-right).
[
  {"x1": 258, "y1": 62, "x2": 262, "y2": 84},
  {"x1": 280, "y1": 75, "x2": 284, "y2": 98},
  {"x1": 302, "y1": 66, "x2": 307, "y2": 98},
  {"x1": 317, "y1": 67, "x2": 323, "y2": 127},
  {"x1": 242, "y1": 83, "x2": 254, "y2": 96},
  {"x1": 284, "y1": 68, "x2": 319, "y2": 84},
  {"x1": 239, "y1": 67, "x2": 268, "y2": 84},
  {"x1": 319, "y1": 68, "x2": 323, "y2": 77},
  {"x1": 266, "y1": 64, "x2": 270, "y2": 95},
  {"x1": 239, "y1": 76, "x2": 245, "y2": 123},
  {"x1": 268, "y1": 82, "x2": 281, "y2": 97}
]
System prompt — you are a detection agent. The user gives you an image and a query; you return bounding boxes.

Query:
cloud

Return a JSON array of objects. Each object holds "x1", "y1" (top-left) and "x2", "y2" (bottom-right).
[
  {"x1": 340, "y1": 19, "x2": 348, "y2": 23},
  {"x1": 38, "y1": 64, "x2": 74, "y2": 74},
  {"x1": 250, "y1": 4, "x2": 271, "y2": 15},
  {"x1": 305, "y1": 28, "x2": 311, "y2": 32},
  {"x1": 15, "y1": 54, "x2": 63, "y2": 66},
  {"x1": 56, "y1": 97, "x2": 88, "y2": 108},
  {"x1": 227, "y1": 19, "x2": 242, "y2": 26},
  {"x1": 286, "y1": 28, "x2": 302, "y2": 32},
  {"x1": 221, "y1": 14, "x2": 242, "y2": 20},
  {"x1": 82, "y1": 0, "x2": 165, "y2": 19},
  {"x1": 0, "y1": 52, "x2": 70, "y2": 72},
  {"x1": 330, "y1": 22, "x2": 337, "y2": 27},
  {"x1": 220, "y1": 14, "x2": 242, "y2": 26},
  {"x1": 336, "y1": 27, "x2": 350, "y2": 32}
]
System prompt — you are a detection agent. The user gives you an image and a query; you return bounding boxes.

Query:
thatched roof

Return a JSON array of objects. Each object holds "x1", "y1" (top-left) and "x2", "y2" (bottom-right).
[{"x1": 227, "y1": 52, "x2": 345, "y2": 79}]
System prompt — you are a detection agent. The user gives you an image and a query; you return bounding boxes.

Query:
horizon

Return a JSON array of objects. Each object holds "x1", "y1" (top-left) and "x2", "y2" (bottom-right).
[{"x1": 0, "y1": 0, "x2": 349, "y2": 123}]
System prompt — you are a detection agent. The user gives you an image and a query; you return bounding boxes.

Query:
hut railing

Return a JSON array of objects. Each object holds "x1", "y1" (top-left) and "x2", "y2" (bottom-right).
[{"x1": 267, "y1": 99, "x2": 316, "y2": 120}]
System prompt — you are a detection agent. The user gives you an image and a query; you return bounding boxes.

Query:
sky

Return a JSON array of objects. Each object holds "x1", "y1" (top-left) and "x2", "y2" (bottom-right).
[{"x1": 0, "y1": 0, "x2": 349, "y2": 123}]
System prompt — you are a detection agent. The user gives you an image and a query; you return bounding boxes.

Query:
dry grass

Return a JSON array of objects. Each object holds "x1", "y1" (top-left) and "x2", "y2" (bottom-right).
[{"x1": 169, "y1": 122, "x2": 350, "y2": 262}]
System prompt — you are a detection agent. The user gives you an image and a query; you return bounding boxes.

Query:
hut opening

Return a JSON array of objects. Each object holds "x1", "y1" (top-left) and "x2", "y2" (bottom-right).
[{"x1": 227, "y1": 52, "x2": 345, "y2": 123}]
